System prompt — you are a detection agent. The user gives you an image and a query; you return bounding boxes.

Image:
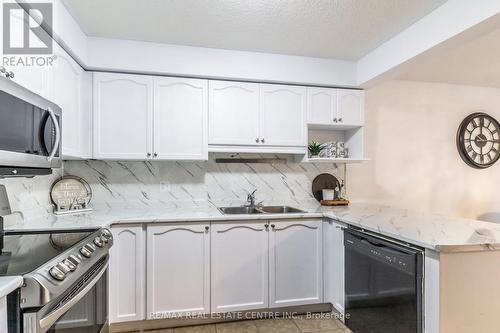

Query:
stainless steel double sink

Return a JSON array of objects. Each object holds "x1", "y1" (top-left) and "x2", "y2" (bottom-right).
[{"x1": 218, "y1": 205, "x2": 306, "y2": 215}]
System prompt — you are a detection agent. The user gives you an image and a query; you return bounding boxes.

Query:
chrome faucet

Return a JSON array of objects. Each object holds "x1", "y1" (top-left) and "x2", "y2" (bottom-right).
[{"x1": 246, "y1": 189, "x2": 258, "y2": 207}]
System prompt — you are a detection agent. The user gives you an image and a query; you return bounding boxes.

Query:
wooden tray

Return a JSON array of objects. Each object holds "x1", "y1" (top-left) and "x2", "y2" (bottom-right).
[{"x1": 321, "y1": 199, "x2": 350, "y2": 206}]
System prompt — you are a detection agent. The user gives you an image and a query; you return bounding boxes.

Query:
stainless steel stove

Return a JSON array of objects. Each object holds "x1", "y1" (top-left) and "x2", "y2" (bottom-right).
[{"x1": 3, "y1": 227, "x2": 112, "y2": 333}]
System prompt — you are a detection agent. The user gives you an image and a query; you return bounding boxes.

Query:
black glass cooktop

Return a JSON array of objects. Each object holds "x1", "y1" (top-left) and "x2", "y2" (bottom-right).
[{"x1": 0, "y1": 229, "x2": 97, "y2": 276}]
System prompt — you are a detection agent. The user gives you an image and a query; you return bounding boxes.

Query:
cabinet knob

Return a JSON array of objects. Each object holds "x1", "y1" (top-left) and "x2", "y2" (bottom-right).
[
  {"x1": 153, "y1": 152, "x2": 158, "y2": 158},
  {"x1": 255, "y1": 138, "x2": 259, "y2": 143},
  {"x1": 147, "y1": 152, "x2": 151, "y2": 157},
  {"x1": 260, "y1": 138, "x2": 265, "y2": 143},
  {"x1": 270, "y1": 224, "x2": 275, "y2": 229},
  {"x1": 333, "y1": 118, "x2": 338, "y2": 123},
  {"x1": 205, "y1": 226, "x2": 209, "y2": 232},
  {"x1": 0, "y1": 66, "x2": 5, "y2": 74},
  {"x1": 338, "y1": 118, "x2": 343, "y2": 122},
  {"x1": 6, "y1": 71, "x2": 14, "y2": 79},
  {"x1": 264, "y1": 224, "x2": 269, "y2": 229}
]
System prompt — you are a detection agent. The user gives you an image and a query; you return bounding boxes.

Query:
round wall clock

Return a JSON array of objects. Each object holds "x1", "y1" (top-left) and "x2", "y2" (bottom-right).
[{"x1": 457, "y1": 112, "x2": 500, "y2": 169}]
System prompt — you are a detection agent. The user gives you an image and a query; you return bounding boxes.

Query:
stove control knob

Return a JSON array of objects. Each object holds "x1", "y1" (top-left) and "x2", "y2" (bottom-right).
[
  {"x1": 101, "y1": 229, "x2": 112, "y2": 240},
  {"x1": 63, "y1": 259, "x2": 76, "y2": 272},
  {"x1": 56, "y1": 262, "x2": 71, "y2": 274},
  {"x1": 85, "y1": 244, "x2": 95, "y2": 252},
  {"x1": 93, "y1": 237, "x2": 104, "y2": 248},
  {"x1": 49, "y1": 267, "x2": 65, "y2": 281},
  {"x1": 80, "y1": 247, "x2": 92, "y2": 258},
  {"x1": 100, "y1": 235, "x2": 108, "y2": 244},
  {"x1": 68, "y1": 255, "x2": 80, "y2": 266}
]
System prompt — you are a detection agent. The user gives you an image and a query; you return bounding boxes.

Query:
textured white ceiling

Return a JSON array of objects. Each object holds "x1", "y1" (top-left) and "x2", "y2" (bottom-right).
[
  {"x1": 398, "y1": 27, "x2": 500, "y2": 88},
  {"x1": 61, "y1": 0, "x2": 446, "y2": 60}
]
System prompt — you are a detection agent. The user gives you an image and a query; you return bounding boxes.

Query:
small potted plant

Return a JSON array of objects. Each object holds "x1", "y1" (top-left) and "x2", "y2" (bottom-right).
[{"x1": 308, "y1": 141, "x2": 324, "y2": 158}]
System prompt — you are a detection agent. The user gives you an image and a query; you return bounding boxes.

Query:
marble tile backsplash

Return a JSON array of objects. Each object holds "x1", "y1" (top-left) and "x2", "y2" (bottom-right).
[{"x1": 63, "y1": 159, "x2": 344, "y2": 210}]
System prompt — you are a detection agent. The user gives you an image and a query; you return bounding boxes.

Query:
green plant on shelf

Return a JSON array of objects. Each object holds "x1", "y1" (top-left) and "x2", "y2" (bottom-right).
[{"x1": 308, "y1": 141, "x2": 324, "y2": 158}]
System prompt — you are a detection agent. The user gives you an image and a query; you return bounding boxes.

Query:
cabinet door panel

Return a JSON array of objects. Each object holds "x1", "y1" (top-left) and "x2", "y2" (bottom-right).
[
  {"x1": 211, "y1": 222, "x2": 268, "y2": 312},
  {"x1": 337, "y1": 90, "x2": 364, "y2": 125},
  {"x1": 50, "y1": 44, "x2": 86, "y2": 159},
  {"x1": 93, "y1": 73, "x2": 153, "y2": 159},
  {"x1": 323, "y1": 219, "x2": 345, "y2": 315},
  {"x1": 209, "y1": 80, "x2": 260, "y2": 145},
  {"x1": 109, "y1": 226, "x2": 145, "y2": 323},
  {"x1": 260, "y1": 84, "x2": 306, "y2": 146},
  {"x1": 269, "y1": 219, "x2": 323, "y2": 307},
  {"x1": 147, "y1": 224, "x2": 210, "y2": 317},
  {"x1": 307, "y1": 88, "x2": 336, "y2": 124},
  {"x1": 154, "y1": 77, "x2": 208, "y2": 160}
]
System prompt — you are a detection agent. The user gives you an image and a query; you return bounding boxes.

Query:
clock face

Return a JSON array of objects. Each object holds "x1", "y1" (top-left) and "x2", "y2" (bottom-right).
[{"x1": 457, "y1": 113, "x2": 500, "y2": 169}]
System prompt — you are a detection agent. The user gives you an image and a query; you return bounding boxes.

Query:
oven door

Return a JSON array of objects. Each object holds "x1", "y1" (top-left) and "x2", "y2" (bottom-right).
[{"x1": 23, "y1": 260, "x2": 108, "y2": 333}]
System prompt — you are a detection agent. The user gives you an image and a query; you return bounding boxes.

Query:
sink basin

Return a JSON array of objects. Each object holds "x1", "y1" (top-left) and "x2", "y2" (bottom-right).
[
  {"x1": 259, "y1": 206, "x2": 306, "y2": 214},
  {"x1": 218, "y1": 206, "x2": 263, "y2": 214},
  {"x1": 218, "y1": 205, "x2": 305, "y2": 215}
]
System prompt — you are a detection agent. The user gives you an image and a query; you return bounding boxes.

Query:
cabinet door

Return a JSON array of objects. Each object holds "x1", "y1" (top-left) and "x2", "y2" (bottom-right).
[
  {"x1": 93, "y1": 72, "x2": 153, "y2": 159},
  {"x1": 211, "y1": 222, "x2": 268, "y2": 312},
  {"x1": 269, "y1": 219, "x2": 323, "y2": 307},
  {"x1": 337, "y1": 89, "x2": 364, "y2": 126},
  {"x1": 147, "y1": 224, "x2": 210, "y2": 317},
  {"x1": 323, "y1": 219, "x2": 345, "y2": 315},
  {"x1": 154, "y1": 77, "x2": 208, "y2": 160},
  {"x1": 50, "y1": 44, "x2": 89, "y2": 159},
  {"x1": 260, "y1": 84, "x2": 306, "y2": 146},
  {"x1": 109, "y1": 226, "x2": 146, "y2": 323},
  {"x1": 208, "y1": 80, "x2": 260, "y2": 145},
  {"x1": 307, "y1": 87, "x2": 337, "y2": 124}
]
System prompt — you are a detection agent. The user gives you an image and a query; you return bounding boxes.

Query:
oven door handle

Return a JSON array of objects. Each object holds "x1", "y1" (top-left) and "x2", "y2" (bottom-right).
[
  {"x1": 46, "y1": 107, "x2": 60, "y2": 162},
  {"x1": 38, "y1": 261, "x2": 108, "y2": 332}
]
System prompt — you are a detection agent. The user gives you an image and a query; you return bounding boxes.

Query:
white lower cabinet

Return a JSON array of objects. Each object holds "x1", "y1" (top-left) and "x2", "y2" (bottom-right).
[
  {"x1": 269, "y1": 219, "x2": 323, "y2": 307},
  {"x1": 323, "y1": 219, "x2": 345, "y2": 315},
  {"x1": 211, "y1": 221, "x2": 269, "y2": 312},
  {"x1": 146, "y1": 224, "x2": 210, "y2": 317},
  {"x1": 109, "y1": 225, "x2": 146, "y2": 323}
]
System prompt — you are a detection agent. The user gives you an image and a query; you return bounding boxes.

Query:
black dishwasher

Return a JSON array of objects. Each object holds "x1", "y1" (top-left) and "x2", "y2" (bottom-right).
[{"x1": 344, "y1": 228, "x2": 423, "y2": 333}]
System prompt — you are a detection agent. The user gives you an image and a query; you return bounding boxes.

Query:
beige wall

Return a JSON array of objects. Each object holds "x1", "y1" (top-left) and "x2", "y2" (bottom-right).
[{"x1": 348, "y1": 80, "x2": 500, "y2": 220}]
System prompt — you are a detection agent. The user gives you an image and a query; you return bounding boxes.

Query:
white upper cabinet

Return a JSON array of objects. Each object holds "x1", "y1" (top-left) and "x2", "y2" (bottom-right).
[
  {"x1": 260, "y1": 84, "x2": 306, "y2": 147},
  {"x1": 93, "y1": 72, "x2": 153, "y2": 160},
  {"x1": 147, "y1": 224, "x2": 210, "y2": 317},
  {"x1": 269, "y1": 219, "x2": 323, "y2": 308},
  {"x1": 307, "y1": 87, "x2": 337, "y2": 124},
  {"x1": 154, "y1": 77, "x2": 208, "y2": 160},
  {"x1": 338, "y1": 89, "x2": 364, "y2": 126},
  {"x1": 209, "y1": 80, "x2": 260, "y2": 145},
  {"x1": 50, "y1": 44, "x2": 91, "y2": 159},
  {"x1": 307, "y1": 88, "x2": 364, "y2": 126},
  {"x1": 211, "y1": 221, "x2": 269, "y2": 312},
  {"x1": 109, "y1": 225, "x2": 146, "y2": 323}
]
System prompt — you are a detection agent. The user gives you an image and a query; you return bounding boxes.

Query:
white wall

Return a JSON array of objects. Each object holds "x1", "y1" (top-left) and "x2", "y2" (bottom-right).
[{"x1": 349, "y1": 80, "x2": 500, "y2": 220}]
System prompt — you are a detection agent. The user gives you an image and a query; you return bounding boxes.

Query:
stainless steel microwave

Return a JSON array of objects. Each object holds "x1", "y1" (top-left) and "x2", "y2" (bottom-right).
[{"x1": 0, "y1": 77, "x2": 62, "y2": 171}]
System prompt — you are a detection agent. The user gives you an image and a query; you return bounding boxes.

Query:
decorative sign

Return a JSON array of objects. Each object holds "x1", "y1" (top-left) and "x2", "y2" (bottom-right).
[{"x1": 50, "y1": 176, "x2": 92, "y2": 214}]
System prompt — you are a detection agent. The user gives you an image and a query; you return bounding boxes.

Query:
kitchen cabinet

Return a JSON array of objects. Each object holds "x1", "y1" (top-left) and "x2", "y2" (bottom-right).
[
  {"x1": 269, "y1": 219, "x2": 323, "y2": 307},
  {"x1": 93, "y1": 72, "x2": 153, "y2": 159},
  {"x1": 260, "y1": 84, "x2": 306, "y2": 147},
  {"x1": 208, "y1": 81, "x2": 306, "y2": 151},
  {"x1": 154, "y1": 77, "x2": 208, "y2": 160},
  {"x1": 109, "y1": 225, "x2": 146, "y2": 323},
  {"x1": 94, "y1": 73, "x2": 208, "y2": 160},
  {"x1": 147, "y1": 224, "x2": 210, "y2": 317},
  {"x1": 208, "y1": 80, "x2": 260, "y2": 145},
  {"x1": 323, "y1": 219, "x2": 345, "y2": 315},
  {"x1": 211, "y1": 221, "x2": 269, "y2": 312},
  {"x1": 50, "y1": 43, "x2": 92, "y2": 159},
  {"x1": 307, "y1": 88, "x2": 364, "y2": 126}
]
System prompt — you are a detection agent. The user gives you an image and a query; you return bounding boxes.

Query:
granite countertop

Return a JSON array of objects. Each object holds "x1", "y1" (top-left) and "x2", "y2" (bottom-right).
[{"x1": 7, "y1": 202, "x2": 500, "y2": 253}]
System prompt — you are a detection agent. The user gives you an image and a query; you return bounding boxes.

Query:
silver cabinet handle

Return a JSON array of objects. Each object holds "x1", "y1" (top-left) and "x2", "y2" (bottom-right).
[
  {"x1": 333, "y1": 118, "x2": 338, "y2": 123},
  {"x1": 205, "y1": 226, "x2": 209, "y2": 232},
  {"x1": 255, "y1": 138, "x2": 259, "y2": 143},
  {"x1": 261, "y1": 138, "x2": 265, "y2": 143},
  {"x1": 0, "y1": 66, "x2": 5, "y2": 74},
  {"x1": 338, "y1": 118, "x2": 343, "y2": 122},
  {"x1": 6, "y1": 71, "x2": 14, "y2": 79},
  {"x1": 147, "y1": 153, "x2": 151, "y2": 157},
  {"x1": 153, "y1": 153, "x2": 158, "y2": 158},
  {"x1": 47, "y1": 107, "x2": 60, "y2": 162}
]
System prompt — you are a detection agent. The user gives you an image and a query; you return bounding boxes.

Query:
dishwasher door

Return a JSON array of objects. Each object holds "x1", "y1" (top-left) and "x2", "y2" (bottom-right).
[{"x1": 344, "y1": 229, "x2": 423, "y2": 333}]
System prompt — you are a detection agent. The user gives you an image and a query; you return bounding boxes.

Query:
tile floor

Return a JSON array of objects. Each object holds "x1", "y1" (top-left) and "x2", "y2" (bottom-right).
[{"x1": 132, "y1": 315, "x2": 352, "y2": 333}]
